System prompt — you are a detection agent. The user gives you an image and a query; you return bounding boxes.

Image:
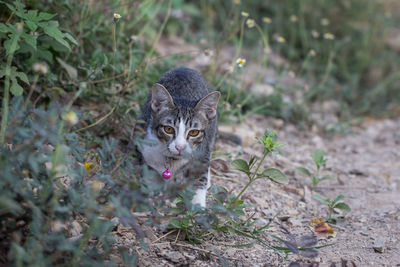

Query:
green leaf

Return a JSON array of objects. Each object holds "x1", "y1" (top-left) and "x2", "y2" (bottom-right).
[
  {"x1": 39, "y1": 21, "x2": 70, "y2": 50},
  {"x1": 26, "y1": 21, "x2": 37, "y2": 32},
  {"x1": 14, "y1": 71, "x2": 29, "y2": 85},
  {"x1": 0, "y1": 66, "x2": 5, "y2": 78},
  {"x1": 38, "y1": 12, "x2": 57, "y2": 21},
  {"x1": 231, "y1": 159, "x2": 250, "y2": 174},
  {"x1": 248, "y1": 155, "x2": 258, "y2": 169},
  {"x1": 0, "y1": 23, "x2": 11, "y2": 33},
  {"x1": 313, "y1": 193, "x2": 330, "y2": 205},
  {"x1": 311, "y1": 149, "x2": 326, "y2": 169},
  {"x1": 333, "y1": 202, "x2": 351, "y2": 213},
  {"x1": 320, "y1": 174, "x2": 335, "y2": 181},
  {"x1": 332, "y1": 194, "x2": 344, "y2": 205},
  {"x1": 4, "y1": 32, "x2": 20, "y2": 56},
  {"x1": 3, "y1": 3, "x2": 16, "y2": 13},
  {"x1": 10, "y1": 81, "x2": 23, "y2": 96},
  {"x1": 63, "y1": 32, "x2": 79, "y2": 46},
  {"x1": 22, "y1": 33, "x2": 37, "y2": 50},
  {"x1": 0, "y1": 195, "x2": 23, "y2": 215},
  {"x1": 168, "y1": 219, "x2": 181, "y2": 229},
  {"x1": 57, "y1": 57, "x2": 78, "y2": 80},
  {"x1": 260, "y1": 168, "x2": 288, "y2": 184},
  {"x1": 26, "y1": 10, "x2": 38, "y2": 21},
  {"x1": 37, "y1": 47, "x2": 54, "y2": 63},
  {"x1": 296, "y1": 167, "x2": 312, "y2": 177}
]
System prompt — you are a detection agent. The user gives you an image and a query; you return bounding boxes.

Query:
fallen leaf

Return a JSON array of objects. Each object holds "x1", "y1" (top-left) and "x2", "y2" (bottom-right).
[
  {"x1": 310, "y1": 218, "x2": 324, "y2": 227},
  {"x1": 310, "y1": 218, "x2": 338, "y2": 238}
]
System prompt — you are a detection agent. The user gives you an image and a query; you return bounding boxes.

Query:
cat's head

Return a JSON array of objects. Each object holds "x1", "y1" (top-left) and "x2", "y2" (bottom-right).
[{"x1": 149, "y1": 83, "x2": 220, "y2": 158}]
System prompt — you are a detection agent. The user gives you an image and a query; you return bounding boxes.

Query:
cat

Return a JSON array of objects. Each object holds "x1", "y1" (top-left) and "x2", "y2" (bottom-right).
[{"x1": 137, "y1": 67, "x2": 220, "y2": 207}]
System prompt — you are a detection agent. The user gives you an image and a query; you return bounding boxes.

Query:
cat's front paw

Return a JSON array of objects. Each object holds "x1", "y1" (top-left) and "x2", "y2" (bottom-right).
[{"x1": 192, "y1": 188, "x2": 207, "y2": 208}]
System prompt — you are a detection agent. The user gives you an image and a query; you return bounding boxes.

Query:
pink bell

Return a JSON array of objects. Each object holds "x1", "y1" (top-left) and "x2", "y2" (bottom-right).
[{"x1": 162, "y1": 168, "x2": 172, "y2": 180}]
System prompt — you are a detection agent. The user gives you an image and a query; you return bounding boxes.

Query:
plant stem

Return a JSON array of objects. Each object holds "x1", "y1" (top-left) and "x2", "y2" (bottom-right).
[
  {"x1": 328, "y1": 206, "x2": 333, "y2": 221},
  {"x1": 234, "y1": 151, "x2": 268, "y2": 202},
  {"x1": 0, "y1": 31, "x2": 20, "y2": 144},
  {"x1": 254, "y1": 23, "x2": 270, "y2": 85},
  {"x1": 217, "y1": 18, "x2": 245, "y2": 91},
  {"x1": 23, "y1": 74, "x2": 39, "y2": 109},
  {"x1": 143, "y1": 0, "x2": 171, "y2": 74}
]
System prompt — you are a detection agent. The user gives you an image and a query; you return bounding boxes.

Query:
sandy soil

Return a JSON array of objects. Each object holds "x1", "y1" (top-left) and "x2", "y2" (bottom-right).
[
  {"x1": 107, "y1": 38, "x2": 400, "y2": 266},
  {"x1": 111, "y1": 115, "x2": 400, "y2": 266}
]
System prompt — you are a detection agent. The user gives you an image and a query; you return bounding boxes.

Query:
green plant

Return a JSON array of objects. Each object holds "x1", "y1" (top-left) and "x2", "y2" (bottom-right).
[
  {"x1": 296, "y1": 149, "x2": 334, "y2": 190},
  {"x1": 167, "y1": 129, "x2": 289, "y2": 257},
  {"x1": 231, "y1": 129, "x2": 288, "y2": 202},
  {"x1": 0, "y1": 1, "x2": 77, "y2": 144},
  {"x1": 313, "y1": 193, "x2": 351, "y2": 223}
]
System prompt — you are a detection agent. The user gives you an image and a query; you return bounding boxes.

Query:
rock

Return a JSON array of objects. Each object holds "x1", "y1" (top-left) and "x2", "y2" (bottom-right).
[
  {"x1": 359, "y1": 231, "x2": 369, "y2": 237},
  {"x1": 373, "y1": 237, "x2": 385, "y2": 253},
  {"x1": 225, "y1": 248, "x2": 237, "y2": 258},
  {"x1": 69, "y1": 220, "x2": 82, "y2": 237},
  {"x1": 183, "y1": 253, "x2": 196, "y2": 261},
  {"x1": 255, "y1": 218, "x2": 269, "y2": 227},
  {"x1": 303, "y1": 185, "x2": 312, "y2": 203},
  {"x1": 388, "y1": 182, "x2": 397, "y2": 191},
  {"x1": 160, "y1": 250, "x2": 185, "y2": 263},
  {"x1": 278, "y1": 215, "x2": 290, "y2": 221}
]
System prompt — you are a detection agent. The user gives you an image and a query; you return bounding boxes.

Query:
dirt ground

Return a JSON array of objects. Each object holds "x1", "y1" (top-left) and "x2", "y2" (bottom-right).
[
  {"x1": 108, "y1": 38, "x2": 400, "y2": 266},
  {"x1": 111, "y1": 114, "x2": 400, "y2": 266}
]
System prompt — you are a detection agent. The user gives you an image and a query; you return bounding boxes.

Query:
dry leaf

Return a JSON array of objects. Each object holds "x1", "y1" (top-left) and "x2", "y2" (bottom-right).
[{"x1": 310, "y1": 218, "x2": 338, "y2": 238}]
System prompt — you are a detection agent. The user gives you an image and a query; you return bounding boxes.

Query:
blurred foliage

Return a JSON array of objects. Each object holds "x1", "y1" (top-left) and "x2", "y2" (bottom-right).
[{"x1": 184, "y1": 0, "x2": 400, "y2": 117}]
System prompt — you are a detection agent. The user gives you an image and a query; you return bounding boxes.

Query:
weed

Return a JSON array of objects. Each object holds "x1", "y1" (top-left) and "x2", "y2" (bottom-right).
[
  {"x1": 313, "y1": 193, "x2": 351, "y2": 223},
  {"x1": 231, "y1": 129, "x2": 288, "y2": 202},
  {"x1": 296, "y1": 149, "x2": 335, "y2": 190},
  {"x1": 167, "y1": 129, "x2": 289, "y2": 257}
]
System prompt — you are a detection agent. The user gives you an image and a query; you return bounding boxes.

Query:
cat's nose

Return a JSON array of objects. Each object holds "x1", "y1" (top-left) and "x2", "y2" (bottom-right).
[{"x1": 175, "y1": 144, "x2": 186, "y2": 153}]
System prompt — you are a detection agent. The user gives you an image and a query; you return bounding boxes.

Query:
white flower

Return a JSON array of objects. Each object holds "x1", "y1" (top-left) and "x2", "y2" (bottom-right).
[
  {"x1": 65, "y1": 111, "x2": 78, "y2": 125},
  {"x1": 236, "y1": 58, "x2": 246, "y2": 68},
  {"x1": 113, "y1": 13, "x2": 122, "y2": 22},
  {"x1": 246, "y1": 19, "x2": 255, "y2": 28}
]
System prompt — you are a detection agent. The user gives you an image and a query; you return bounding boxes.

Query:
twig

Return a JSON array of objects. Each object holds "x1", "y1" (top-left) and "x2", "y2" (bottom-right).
[
  {"x1": 174, "y1": 229, "x2": 181, "y2": 243},
  {"x1": 151, "y1": 229, "x2": 177, "y2": 244}
]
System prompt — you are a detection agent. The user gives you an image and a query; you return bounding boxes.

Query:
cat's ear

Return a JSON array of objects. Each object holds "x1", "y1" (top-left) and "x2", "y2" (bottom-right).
[
  {"x1": 195, "y1": 91, "x2": 220, "y2": 120},
  {"x1": 151, "y1": 83, "x2": 175, "y2": 114}
]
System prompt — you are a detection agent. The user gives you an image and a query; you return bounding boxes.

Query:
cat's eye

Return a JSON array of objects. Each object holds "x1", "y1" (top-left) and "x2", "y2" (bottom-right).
[
  {"x1": 188, "y1": 129, "x2": 200, "y2": 137},
  {"x1": 163, "y1": 126, "x2": 175, "y2": 134}
]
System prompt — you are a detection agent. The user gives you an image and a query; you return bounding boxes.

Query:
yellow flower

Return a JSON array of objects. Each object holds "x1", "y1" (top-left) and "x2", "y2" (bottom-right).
[
  {"x1": 324, "y1": 33, "x2": 335, "y2": 40},
  {"x1": 241, "y1": 12, "x2": 249, "y2": 17},
  {"x1": 290, "y1": 15, "x2": 298, "y2": 23},
  {"x1": 311, "y1": 30, "x2": 320, "y2": 38},
  {"x1": 113, "y1": 13, "x2": 122, "y2": 22},
  {"x1": 236, "y1": 58, "x2": 246, "y2": 68},
  {"x1": 321, "y1": 18, "x2": 330, "y2": 26},
  {"x1": 246, "y1": 19, "x2": 255, "y2": 28},
  {"x1": 263, "y1": 17, "x2": 271, "y2": 24},
  {"x1": 233, "y1": 0, "x2": 240, "y2": 4},
  {"x1": 84, "y1": 162, "x2": 95, "y2": 174},
  {"x1": 65, "y1": 111, "x2": 78, "y2": 125},
  {"x1": 309, "y1": 50, "x2": 316, "y2": 57},
  {"x1": 276, "y1": 36, "x2": 286, "y2": 43}
]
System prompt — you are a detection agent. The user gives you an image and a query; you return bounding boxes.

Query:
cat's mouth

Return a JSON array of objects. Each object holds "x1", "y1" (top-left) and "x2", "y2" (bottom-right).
[{"x1": 166, "y1": 155, "x2": 181, "y2": 161}]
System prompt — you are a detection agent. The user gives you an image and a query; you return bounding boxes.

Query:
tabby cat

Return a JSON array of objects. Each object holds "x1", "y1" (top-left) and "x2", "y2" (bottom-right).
[{"x1": 137, "y1": 67, "x2": 220, "y2": 207}]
